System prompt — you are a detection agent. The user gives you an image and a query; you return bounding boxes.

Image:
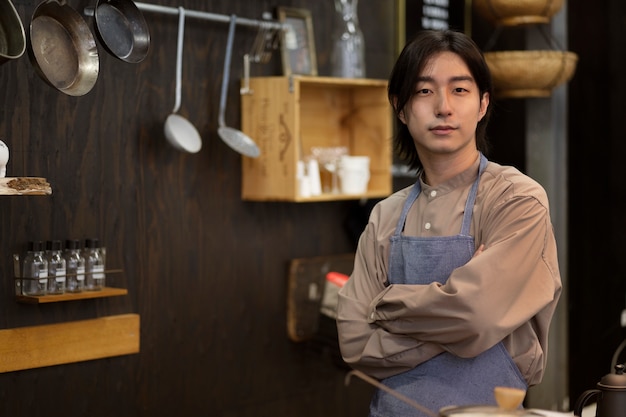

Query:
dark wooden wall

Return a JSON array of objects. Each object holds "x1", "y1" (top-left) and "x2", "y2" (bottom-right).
[{"x1": 0, "y1": 1, "x2": 396, "y2": 416}]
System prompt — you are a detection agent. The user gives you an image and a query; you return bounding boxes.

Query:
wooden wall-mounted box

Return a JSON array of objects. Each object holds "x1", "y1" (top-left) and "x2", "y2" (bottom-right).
[{"x1": 241, "y1": 76, "x2": 393, "y2": 202}]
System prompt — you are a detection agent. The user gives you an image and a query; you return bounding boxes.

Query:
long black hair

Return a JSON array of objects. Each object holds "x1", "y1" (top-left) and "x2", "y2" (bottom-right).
[{"x1": 388, "y1": 30, "x2": 493, "y2": 171}]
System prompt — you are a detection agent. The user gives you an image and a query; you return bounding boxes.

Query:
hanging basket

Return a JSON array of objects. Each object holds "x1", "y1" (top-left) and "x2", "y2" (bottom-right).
[
  {"x1": 474, "y1": 0, "x2": 565, "y2": 26},
  {"x1": 485, "y1": 50, "x2": 578, "y2": 98}
]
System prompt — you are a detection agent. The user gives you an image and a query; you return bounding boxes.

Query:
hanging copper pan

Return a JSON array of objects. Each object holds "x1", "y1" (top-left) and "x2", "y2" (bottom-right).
[
  {"x1": 0, "y1": 0, "x2": 26, "y2": 65},
  {"x1": 27, "y1": 0, "x2": 99, "y2": 96}
]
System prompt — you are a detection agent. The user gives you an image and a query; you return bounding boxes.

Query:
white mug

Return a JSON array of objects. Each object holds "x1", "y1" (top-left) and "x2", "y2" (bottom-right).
[{"x1": 0, "y1": 140, "x2": 9, "y2": 178}]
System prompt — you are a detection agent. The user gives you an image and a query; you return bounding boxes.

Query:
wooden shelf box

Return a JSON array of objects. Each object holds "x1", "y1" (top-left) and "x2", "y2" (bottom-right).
[{"x1": 241, "y1": 76, "x2": 393, "y2": 202}]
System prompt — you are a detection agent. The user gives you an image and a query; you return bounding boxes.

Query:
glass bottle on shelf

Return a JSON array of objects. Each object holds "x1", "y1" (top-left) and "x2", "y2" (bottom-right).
[
  {"x1": 64, "y1": 239, "x2": 85, "y2": 293},
  {"x1": 22, "y1": 241, "x2": 48, "y2": 296},
  {"x1": 84, "y1": 238, "x2": 105, "y2": 291},
  {"x1": 46, "y1": 240, "x2": 66, "y2": 294},
  {"x1": 331, "y1": 0, "x2": 366, "y2": 78}
]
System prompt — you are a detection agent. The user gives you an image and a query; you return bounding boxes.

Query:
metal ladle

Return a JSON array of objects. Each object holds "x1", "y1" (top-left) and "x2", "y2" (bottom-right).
[
  {"x1": 164, "y1": 7, "x2": 202, "y2": 154},
  {"x1": 217, "y1": 15, "x2": 260, "y2": 158}
]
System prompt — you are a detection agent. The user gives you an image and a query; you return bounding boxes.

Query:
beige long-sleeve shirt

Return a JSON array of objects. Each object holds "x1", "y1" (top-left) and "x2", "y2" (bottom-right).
[{"x1": 336, "y1": 157, "x2": 562, "y2": 386}]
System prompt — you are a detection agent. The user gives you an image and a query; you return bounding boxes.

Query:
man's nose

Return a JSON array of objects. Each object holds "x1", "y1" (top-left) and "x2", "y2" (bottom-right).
[{"x1": 435, "y1": 92, "x2": 453, "y2": 116}]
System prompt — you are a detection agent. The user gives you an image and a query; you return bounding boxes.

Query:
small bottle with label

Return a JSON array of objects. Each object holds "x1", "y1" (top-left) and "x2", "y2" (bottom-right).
[
  {"x1": 64, "y1": 239, "x2": 85, "y2": 293},
  {"x1": 84, "y1": 238, "x2": 105, "y2": 291},
  {"x1": 46, "y1": 240, "x2": 66, "y2": 294},
  {"x1": 22, "y1": 241, "x2": 48, "y2": 296}
]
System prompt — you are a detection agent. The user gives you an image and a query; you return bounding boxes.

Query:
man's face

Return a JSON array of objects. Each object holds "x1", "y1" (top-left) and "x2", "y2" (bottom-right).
[{"x1": 399, "y1": 51, "x2": 489, "y2": 158}]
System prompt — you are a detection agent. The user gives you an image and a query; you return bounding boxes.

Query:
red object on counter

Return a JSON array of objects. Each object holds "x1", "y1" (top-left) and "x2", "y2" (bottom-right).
[{"x1": 326, "y1": 271, "x2": 349, "y2": 287}]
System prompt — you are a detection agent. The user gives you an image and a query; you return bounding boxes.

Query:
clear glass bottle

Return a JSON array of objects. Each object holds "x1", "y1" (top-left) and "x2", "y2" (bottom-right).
[
  {"x1": 331, "y1": 0, "x2": 366, "y2": 78},
  {"x1": 46, "y1": 240, "x2": 66, "y2": 294},
  {"x1": 22, "y1": 241, "x2": 48, "y2": 296},
  {"x1": 84, "y1": 238, "x2": 105, "y2": 291},
  {"x1": 64, "y1": 239, "x2": 85, "y2": 293}
]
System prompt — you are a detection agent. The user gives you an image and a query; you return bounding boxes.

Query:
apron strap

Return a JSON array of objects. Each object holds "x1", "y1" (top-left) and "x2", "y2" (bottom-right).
[
  {"x1": 392, "y1": 178, "x2": 421, "y2": 236},
  {"x1": 460, "y1": 153, "x2": 488, "y2": 236}
]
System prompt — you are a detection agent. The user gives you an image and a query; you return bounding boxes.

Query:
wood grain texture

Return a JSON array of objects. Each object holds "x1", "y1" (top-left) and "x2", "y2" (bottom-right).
[{"x1": 0, "y1": 314, "x2": 140, "y2": 373}]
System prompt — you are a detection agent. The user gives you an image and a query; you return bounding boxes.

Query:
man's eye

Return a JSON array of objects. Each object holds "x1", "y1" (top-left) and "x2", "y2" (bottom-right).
[{"x1": 416, "y1": 89, "x2": 430, "y2": 95}]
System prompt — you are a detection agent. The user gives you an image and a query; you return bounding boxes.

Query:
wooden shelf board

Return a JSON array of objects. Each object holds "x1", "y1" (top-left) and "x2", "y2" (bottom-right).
[
  {"x1": 0, "y1": 313, "x2": 140, "y2": 373},
  {"x1": 16, "y1": 287, "x2": 128, "y2": 304},
  {"x1": 0, "y1": 177, "x2": 51, "y2": 195}
]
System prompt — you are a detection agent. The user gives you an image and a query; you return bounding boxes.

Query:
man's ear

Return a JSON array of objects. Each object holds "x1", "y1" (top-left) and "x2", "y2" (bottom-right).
[
  {"x1": 392, "y1": 96, "x2": 407, "y2": 124},
  {"x1": 478, "y1": 92, "x2": 490, "y2": 122}
]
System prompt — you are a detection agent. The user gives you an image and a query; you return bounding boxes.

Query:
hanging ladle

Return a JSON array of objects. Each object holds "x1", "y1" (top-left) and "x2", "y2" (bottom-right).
[
  {"x1": 217, "y1": 15, "x2": 260, "y2": 158},
  {"x1": 164, "y1": 7, "x2": 202, "y2": 154}
]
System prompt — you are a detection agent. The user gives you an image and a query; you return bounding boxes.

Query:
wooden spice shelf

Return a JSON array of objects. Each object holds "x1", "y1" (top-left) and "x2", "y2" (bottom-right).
[
  {"x1": 16, "y1": 287, "x2": 128, "y2": 304},
  {"x1": 0, "y1": 314, "x2": 140, "y2": 373}
]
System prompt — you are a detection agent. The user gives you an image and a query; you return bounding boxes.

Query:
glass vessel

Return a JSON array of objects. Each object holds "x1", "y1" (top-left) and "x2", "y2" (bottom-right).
[
  {"x1": 64, "y1": 239, "x2": 85, "y2": 293},
  {"x1": 46, "y1": 240, "x2": 66, "y2": 294},
  {"x1": 84, "y1": 238, "x2": 105, "y2": 291},
  {"x1": 22, "y1": 241, "x2": 48, "y2": 296},
  {"x1": 331, "y1": 0, "x2": 365, "y2": 78}
]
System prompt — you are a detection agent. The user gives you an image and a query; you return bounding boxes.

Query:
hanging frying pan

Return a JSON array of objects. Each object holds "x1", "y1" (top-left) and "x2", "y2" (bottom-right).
[
  {"x1": 27, "y1": 0, "x2": 99, "y2": 96},
  {"x1": 92, "y1": 0, "x2": 149, "y2": 63},
  {"x1": 0, "y1": 0, "x2": 26, "y2": 65}
]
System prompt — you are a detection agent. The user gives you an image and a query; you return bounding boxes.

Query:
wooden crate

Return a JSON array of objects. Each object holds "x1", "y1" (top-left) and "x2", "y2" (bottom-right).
[{"x1": 241, "y1": 76, "x2": 393, "y2": 202}]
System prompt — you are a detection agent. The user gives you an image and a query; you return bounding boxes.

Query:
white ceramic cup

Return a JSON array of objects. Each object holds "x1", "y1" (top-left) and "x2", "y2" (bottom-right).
[
  {"x1": 307, "y1": 159, "x2": 322, "y2": 196},
  {"x1": 0, "y1": 140, "x2": 9, "y2": 177},
  {"x1": 339, "y1": 155, "x2": 370, "y2": 194}
]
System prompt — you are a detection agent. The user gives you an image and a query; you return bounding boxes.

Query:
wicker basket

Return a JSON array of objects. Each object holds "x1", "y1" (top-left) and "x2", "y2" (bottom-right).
[
  {"x1": 474, "y1": 0, "x2": 565, "y2": 26},
  {"x1": 484, "y1": 50, "x2": 578, "y2": 98}
]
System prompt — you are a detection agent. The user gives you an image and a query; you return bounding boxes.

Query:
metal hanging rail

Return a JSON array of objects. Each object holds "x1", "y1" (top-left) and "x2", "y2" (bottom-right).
[{"x1": 134, "y1": 2, "x2": 284, "y2": 30}]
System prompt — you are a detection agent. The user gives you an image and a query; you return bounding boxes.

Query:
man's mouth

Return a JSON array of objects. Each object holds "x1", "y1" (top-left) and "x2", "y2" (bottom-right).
[{"x1": 430, "y1": 125, "x2": 456, "y2": 135}]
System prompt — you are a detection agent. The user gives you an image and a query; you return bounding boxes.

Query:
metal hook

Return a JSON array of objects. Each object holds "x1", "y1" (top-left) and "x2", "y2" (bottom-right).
[{"x1": 240, "y1": 53, "x2": 253, "y2": 95}]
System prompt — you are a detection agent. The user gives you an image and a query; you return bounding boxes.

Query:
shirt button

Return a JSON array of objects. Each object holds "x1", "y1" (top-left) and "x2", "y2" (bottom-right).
[
  {"x1": 425, "y1": 222, "x2": 431, "y2": 230},
  {"x1": 430, "y1": 190, "x2": 437, "y2": 197}
]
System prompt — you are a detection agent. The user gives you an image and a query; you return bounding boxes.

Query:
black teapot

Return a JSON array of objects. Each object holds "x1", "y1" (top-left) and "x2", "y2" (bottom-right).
[{"x1": 574, "y1": 363, "x2": 626, "y2": 417}]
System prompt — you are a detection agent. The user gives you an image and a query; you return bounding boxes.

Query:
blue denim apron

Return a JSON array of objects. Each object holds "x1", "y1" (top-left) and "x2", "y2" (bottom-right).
[{"x1": 369, "y1": 154, "x2": 527, "y2": 417}]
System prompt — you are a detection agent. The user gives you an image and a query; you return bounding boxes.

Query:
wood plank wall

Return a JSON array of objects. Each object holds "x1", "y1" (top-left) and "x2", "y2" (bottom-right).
[{"x1": 0, "y1": 1, "x2": 396, "y2": 416}]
